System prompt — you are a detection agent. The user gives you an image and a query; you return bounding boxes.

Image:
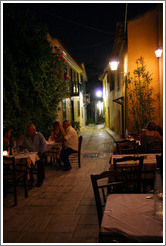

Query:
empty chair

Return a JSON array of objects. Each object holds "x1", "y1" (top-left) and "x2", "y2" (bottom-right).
[
  {"x1": 114, "y1": 139, "x2": 130, "y2": 154},
  {"x1": 3, "y1": 156, "x2": 28, "y2": 206},
  {"x1": 69, "y1": 135, "x2": 83, "y2": 168},
  {"x1": 91, "y1": 170, "x2": 126, "y2": 228},
  {"x1": 113, "y1": 156, "x2": 144, "y2": 193},
  {"x1": 117, "y1": 140, "x2": 139, "y2": 154}
]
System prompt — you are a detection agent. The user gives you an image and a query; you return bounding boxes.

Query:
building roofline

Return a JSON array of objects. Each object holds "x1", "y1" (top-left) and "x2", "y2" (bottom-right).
[{"x1": 47, "y1": 34, "x2": 83, "y2": 73}]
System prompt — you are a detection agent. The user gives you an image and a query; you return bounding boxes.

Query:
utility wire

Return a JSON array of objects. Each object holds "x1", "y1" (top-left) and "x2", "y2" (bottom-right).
[
  {"x1": 43, "y1": 9, "x2": 115, "y2": 35},
  {"x1": 71, "y1": 37, "x2": 114, "y2": 49}
]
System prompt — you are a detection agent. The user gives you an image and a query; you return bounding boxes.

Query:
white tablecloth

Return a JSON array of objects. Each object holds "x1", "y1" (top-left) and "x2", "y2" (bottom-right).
[
  {"x1": 101, "y1": 193, "x2": 163, "y2": 241},
  {"x1": 46, "y1": 141, "x2": 62, "y2": 150},
  {"x1": 5, "y1": 152, "x2": 38, "y2": 165}
]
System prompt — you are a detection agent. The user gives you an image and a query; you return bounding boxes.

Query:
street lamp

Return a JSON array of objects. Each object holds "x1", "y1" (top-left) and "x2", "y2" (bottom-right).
[
  {"x1": 155, "y1": 49, "x2": 162, "y2": 58},
  {"x1": 96, "y1": 90, "x2": 102, "y2": 98},
  {"x1": 109, "y1": 59, "x2": 119, "y2": 71}
]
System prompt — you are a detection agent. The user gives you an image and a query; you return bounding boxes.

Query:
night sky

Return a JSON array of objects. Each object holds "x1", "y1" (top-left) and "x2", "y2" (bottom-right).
[{"x1": 3, "y1": 2, "x2": 159, "y2": 96}]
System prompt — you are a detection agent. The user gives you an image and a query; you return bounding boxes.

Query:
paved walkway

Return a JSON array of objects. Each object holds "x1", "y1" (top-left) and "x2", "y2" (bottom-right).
[{"x1": 3, "y1": 125, "x2": 117, "y2": 244}]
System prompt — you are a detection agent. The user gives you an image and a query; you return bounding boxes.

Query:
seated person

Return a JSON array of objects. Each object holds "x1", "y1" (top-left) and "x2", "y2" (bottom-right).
[
  {"x1": 48, "y1": 130, "x2": 55, "y2": 142},
  {"x1": 60, "y1": 120, "x2": 78, "y2": 171},
  {"x1": 49, "y1": 121, "x2": 65, "y2": 143},
  {"x1": 141, "y1": 121, "x2": 163, "y2": 153},
  {"x1": 18, "y1": 124, "x2": 47, "y2": 187},
  {"x1": 48, "y1": 122, "x2": 65, "y2": 169},
  {"x1": 3, "y1": 128, "x2": 16, "y2": 153}
]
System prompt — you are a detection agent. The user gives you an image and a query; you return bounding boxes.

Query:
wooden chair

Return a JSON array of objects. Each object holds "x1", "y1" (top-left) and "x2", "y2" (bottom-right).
[
  {"x1": 114, "y1": 139, "x2": 130, "y2": 154},
  {"x1": 91, "y1": 170, "x2": 126, "y2": 227},
  {"x1": 113, "y1": 156, "x2": 144, "y2": 193},
  {"x1": 31, "y1": 153, "x2": 46, "y2": 186},
  {"x1": 147, "y1": 141, "x2": 163, "y2": 153},
  {"x1": 3, "y1": 156, "x2": 28, "y2": 206},
  {"x1": 117, "y1": 140, "x2": 139, "y2": 154},
  {"x1": 69, "y1": 136, "x2": 83, "y2": 168}
]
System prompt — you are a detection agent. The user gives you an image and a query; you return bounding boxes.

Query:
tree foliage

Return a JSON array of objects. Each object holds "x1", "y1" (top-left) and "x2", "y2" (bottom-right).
[
  {"x1": 127, "y1": 57, "x2": 155, "y2": 134},
  {"x1": 3, "y1": 6, "x2": 68, "y2": 138}
]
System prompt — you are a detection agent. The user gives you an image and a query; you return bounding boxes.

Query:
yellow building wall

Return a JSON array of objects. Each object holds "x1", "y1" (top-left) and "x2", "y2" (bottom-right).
[
  {"x1": 127, "y1": 9, "x2": 162, "y2": 132},
  {"x1": 73, "y1": 97, "x2": 81, "y2": 125},
  {"x1": 103, "y1": 75, "x2": 109, "y2": 128}
]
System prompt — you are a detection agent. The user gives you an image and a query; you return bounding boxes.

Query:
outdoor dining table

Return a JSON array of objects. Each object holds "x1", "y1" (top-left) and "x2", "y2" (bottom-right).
[
  {"x1": 46, "y1": 141, "x2": 62, "y2": 162},
  {"x1": 3, "y1": 151, "x2": 39, "y2": 180},
  {"x1": 100, "y1": 193, "x2": 163, "y2": 243},
  {"x1": 109, "y1": 153, "x2": 161, "y2": 180}
]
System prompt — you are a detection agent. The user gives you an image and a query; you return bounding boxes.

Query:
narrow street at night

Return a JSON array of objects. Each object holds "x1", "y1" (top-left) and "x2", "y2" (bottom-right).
[
  {"x1": 2, "y1": 2, "x2": 164, "y2": 244},
  {"x1": 3, "y1": 125, "x2": 119, "y2": 243}
]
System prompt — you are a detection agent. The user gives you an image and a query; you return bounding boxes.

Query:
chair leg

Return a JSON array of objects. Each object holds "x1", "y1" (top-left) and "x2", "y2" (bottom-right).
[
  {"x1": 13, "y1": 182, "x2": 17, "y2": 206},
  {"x1": 24, "y1": 175, "x2": 28, "y2": 198}
]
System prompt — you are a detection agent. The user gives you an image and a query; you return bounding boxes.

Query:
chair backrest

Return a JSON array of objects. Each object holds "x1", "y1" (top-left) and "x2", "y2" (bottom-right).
[
  {"x1": 3, "y1": 156, "x2": 16, "y2": 176},
  {"x1": 90, "y1": 171, "x2": 112, "y2": 227},
  {"x1": 3, "y1": 156, "x2": 17, "y2": 205},
  {"x1": 113, "y1": 156, "x2": 144, "y2": 193},
  {"x1": 117, "y1": 140, "x2": 139, "y2": 154},
  {"x1": 147, "y1": 141, "x2": 163, "y2": 153},
  {"x1": 115, "y1": 140, "x2": 130, "y2": 154},
  {"x1": 91, "y1": 170, "x2": 125, "y2": 227},
  {"x1": 69, "y1": 135, "x2": 83, "y2": 168}
]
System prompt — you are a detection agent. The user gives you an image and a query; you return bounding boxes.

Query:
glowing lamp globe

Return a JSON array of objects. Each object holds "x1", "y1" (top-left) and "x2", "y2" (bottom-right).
[
  {"x1": 155, "y1": 49, "x2": 162, "y2": 58},
  {"x1": 96, "y1": 90, "x2": 102, "y2": 98},
  {"x1": 109, "y1": 60, "x2": 119, "y2": 71}
]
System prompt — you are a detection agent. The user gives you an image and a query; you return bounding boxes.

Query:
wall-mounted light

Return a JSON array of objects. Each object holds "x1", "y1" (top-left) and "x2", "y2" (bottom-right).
[
  {"x1": 109, "y1": 59, "x2": 119, "y2": 71},
  {"x1": 155, "y1": 49, "x2": 162, "y2": 58}
]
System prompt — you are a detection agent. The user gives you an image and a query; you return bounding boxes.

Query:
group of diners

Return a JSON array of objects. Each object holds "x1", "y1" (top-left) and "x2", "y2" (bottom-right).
[
  {"x1": 3, "y1": 120, "x2": 78, "y2": 187},
  {"x1": 113, "y1": 121, "x2": 163, "y2": 155}
]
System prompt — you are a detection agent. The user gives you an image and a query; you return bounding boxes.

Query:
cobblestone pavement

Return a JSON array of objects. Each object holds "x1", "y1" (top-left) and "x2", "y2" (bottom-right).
[{"x1": 3, "y1": 125, "x2": 116, "y2": 244}]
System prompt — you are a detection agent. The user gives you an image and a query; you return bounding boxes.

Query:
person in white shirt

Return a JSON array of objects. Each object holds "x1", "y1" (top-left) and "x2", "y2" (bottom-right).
[{"x1": 60, "y1": 120, "x2": 78, "y2": 171}]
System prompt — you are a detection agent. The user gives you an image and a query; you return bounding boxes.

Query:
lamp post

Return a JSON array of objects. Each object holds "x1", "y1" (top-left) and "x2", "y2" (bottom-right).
[{"x1": 155, "y1": 48, "x2": 163, "y2": 127}]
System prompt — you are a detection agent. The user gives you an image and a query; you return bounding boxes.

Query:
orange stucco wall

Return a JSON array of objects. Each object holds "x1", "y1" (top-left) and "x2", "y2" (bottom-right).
[{"x1": 127, "y1": 8, "x2": 163, "y2": 132}]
